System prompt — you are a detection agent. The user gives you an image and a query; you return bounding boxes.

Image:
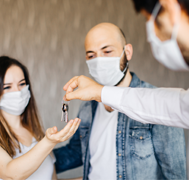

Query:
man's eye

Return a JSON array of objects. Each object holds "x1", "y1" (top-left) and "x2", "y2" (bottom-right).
[
  {"x1": 88, "y1": 55, "x2": 95, "y2": 59},
  {"x1": 3, "y1": 86, "x2": 11, "y2": 90},
  {"x1": 105, "y1": 51, "x2": 112, "y2": 53}
]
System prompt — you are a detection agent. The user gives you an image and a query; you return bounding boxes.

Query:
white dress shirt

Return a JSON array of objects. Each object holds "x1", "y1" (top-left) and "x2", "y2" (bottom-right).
[
  {"x1": 102, "y1": 86, "x2": 189, "y2": 129},
  {"x1": 89, "y1": 103, "x2": 118, "y2": 180}
]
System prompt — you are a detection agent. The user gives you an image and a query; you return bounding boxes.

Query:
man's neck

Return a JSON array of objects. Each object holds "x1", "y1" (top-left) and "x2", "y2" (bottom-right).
[
  {"x1": 103, "y1": 70, "x2": 132, "y2": 112},
  {"x1": 117, "y1": 70, "x2": 132, "y2": 88}
]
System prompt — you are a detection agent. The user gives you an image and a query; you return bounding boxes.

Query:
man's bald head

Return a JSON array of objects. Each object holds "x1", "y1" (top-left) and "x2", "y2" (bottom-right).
[{"x1": 85, "y1": 23, "x2": 126, "y2": 49}]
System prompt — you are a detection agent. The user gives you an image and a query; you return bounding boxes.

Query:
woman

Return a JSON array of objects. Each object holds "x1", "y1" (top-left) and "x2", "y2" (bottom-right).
[{"x1": 0, "y1": 56, "x2": 81, "y2": 180}]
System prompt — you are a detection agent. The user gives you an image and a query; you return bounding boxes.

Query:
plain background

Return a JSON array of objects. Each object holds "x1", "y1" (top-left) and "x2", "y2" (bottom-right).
[{"x1": 0, "y1": 0, "x2": 188, "y2": 179}]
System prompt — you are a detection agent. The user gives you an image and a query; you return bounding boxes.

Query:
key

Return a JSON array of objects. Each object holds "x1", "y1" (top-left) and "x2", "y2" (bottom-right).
[{"x1": 61, "y1": 102, "x2": 69, "y2": 123}]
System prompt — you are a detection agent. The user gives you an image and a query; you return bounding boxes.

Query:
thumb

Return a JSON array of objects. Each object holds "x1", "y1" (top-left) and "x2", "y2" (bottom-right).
[
  {"x1": 49, "y1": 126, "x2": 58, "y2": 135},
  {"x1": 66, "y1": 90, "x2": 79, "y2": 101}
]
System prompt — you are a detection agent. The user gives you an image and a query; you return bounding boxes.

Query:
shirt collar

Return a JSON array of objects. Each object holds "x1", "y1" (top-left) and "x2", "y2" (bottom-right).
[{"x1": 129, "y1": 72, "x2": 141, "y2": 88}]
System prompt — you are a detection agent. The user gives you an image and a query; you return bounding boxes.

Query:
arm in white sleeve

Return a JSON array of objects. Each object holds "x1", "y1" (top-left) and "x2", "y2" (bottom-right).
[{"x1": 101, "y1": 86, "x2": 189, "y2": 129}]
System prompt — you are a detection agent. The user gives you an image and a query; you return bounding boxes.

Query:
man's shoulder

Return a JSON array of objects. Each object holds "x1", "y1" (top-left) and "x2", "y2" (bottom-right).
[
  {"x1": 140, "y1": 80, "x2": 156, "y2": 89},
  {"x1": 131, "y1": 72, "x2": 156, "y2": 89}
]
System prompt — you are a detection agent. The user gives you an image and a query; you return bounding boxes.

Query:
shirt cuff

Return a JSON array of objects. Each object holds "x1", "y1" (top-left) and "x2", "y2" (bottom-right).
[{"x1": 101, "y1": 86, "x2": 126, "y2": 111}]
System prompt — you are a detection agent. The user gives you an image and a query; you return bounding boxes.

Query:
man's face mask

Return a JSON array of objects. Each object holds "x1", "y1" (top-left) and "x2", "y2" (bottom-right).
[
  {"x1": 86, "y1": 48, "x2": 128, "y2": 86},
  {"x1": 146, "y1": 2, "x2": 189, "y2": 71}
]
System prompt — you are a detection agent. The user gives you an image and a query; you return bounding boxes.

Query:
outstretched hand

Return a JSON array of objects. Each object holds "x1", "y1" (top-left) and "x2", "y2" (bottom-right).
[
  {"x1": 46, "y1": 118, "x2": 81, "y2": 144},
  {"x1": 63, "y1": 75, "x2": 103, "y2": 102}
]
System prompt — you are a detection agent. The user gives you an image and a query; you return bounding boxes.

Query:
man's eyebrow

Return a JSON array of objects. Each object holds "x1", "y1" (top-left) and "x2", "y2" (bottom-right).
[
  {"x1": 101, "y1": 45, "x2": 111, "y2": 50},
  {"x1": 86, "y1": 51, "x2": 94, "y2": 55},
  {"x1": 86, "y1": 45, "x2": 112, "y2": 54}
]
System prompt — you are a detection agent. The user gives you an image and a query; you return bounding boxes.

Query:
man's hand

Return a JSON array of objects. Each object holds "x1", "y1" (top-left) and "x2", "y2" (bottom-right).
[
  {"x1": 63, "y1": 75, "x2": 103, "y2": 102},
  {"x1": 46, "y1": 118, "x2": 81, "y2": 144}
]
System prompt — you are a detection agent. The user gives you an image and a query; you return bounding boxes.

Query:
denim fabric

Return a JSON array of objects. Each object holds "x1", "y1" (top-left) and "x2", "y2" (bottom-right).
[{"x1": 54, "y1": 72, "x2": 186, "y2": 180}]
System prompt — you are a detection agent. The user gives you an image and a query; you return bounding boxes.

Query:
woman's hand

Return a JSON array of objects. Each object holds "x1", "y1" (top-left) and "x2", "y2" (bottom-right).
[{"x1": 46, "y1": 118, "x2": 81, "y2": 144}]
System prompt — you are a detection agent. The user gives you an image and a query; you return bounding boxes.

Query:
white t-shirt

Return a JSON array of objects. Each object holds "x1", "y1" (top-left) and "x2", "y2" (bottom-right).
[
  {"x1": 89, "y1": 103, "x2": 118, "y2": 180},
  {"x1": 0, "y1": 137, "x2": 56, "y2": 180}
]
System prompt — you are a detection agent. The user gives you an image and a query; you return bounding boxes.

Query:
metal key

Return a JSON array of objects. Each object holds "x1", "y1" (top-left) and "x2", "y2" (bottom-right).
[{"x1": 61, "y1": 102, "x2": 69, "y2": 123}]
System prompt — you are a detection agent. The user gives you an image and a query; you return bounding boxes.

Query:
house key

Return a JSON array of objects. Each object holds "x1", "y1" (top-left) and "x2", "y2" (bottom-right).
[{"x1": 61, "y1": 102, "x2": 69, "y2": 123}]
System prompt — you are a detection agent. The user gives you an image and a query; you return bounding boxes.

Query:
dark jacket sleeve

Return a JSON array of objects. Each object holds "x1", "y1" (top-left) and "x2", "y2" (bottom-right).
[
  {"x1": 151, "y1": 125, "x2": 186, "y2": 179},
  {"x1": 53, "y1": 128, "x2": 83, "y2": 173}
]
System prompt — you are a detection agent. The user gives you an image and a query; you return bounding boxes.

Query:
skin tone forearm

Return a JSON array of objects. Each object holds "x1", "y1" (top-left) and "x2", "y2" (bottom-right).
[
  {"x1": 4, "y1": 137, "x2": 55, "y2": 180},
  {"x1": 0, "y1": 118, "x2": 81, "y2": 180}
]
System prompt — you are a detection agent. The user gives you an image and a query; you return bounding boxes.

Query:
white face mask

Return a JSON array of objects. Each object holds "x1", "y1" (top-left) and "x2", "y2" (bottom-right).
[
  {"x1": 86, "y1": 49, "x2": 128, "y2": 86},
  {"x1": 0, "y1": 85, "x2": 31, "y2": 116},
  {"x1": 146, "y1": 2, "x2": 189, "y2": 71}
]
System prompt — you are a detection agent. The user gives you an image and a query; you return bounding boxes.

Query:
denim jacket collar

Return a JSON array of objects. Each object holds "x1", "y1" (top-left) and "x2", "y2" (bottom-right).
[{"x1": 129, "y1": 72, "x2": 141, "y2": 88}]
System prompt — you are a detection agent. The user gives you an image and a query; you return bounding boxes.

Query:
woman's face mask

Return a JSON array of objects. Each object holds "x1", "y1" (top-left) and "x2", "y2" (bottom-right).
[
  {"x1": 0, "y1": 85, "x2": 31, "y2": 116},
  {"x1": 146, "y1": 2, "x2": 189, "y2": 71},
  {"x1": 86, "y1": 48, "x2": 128, "y2": 86}
]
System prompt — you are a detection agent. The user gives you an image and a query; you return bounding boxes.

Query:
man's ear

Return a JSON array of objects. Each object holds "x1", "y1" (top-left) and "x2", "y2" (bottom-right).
[
  {"x1": 159, "y1": 0, "x2": 180, "y2": 26},
  {"x1": 124, "y1": 44, "x2": 133, "y2": 61}
]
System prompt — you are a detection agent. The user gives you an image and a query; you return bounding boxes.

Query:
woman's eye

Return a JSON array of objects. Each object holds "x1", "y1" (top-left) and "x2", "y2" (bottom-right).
[
  {"x1": 20, "y1": 83, "x2": 26, "y2": 86},
  {"x1": 3, "y1": 86, "x2": 11, "y2": 90}
]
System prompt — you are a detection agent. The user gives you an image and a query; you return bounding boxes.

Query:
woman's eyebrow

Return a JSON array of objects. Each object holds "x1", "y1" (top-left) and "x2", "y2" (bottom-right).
[
  {"x1": 3, "y1": 83, "x2": 11, "y2": 85},
  {"x1": 3, "y1": 79, "x2": 25, "y2": 85},
  {"x1": 19, "y1": 79, "x2": 25, "y2": 83}
]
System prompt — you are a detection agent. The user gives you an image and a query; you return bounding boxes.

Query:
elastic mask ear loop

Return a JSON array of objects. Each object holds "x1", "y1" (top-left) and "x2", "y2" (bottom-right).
[
  {"x1": 115, "y1": 48, "x2": 128, "y2": 86},
  {"x1": 120, "y1": 48, "x2": 125, "y2": 58},
  {"x1": 120, "y1": 47, "x2": 128, "y2": 73},
  {"x1": 151, "y1": 2, "x2": 161, "y2": 20},
  {"x1": 123, "y1": 61, "x2": 129, "y2": 74},
  {"x1": 150, "y1": 2, "x2": 161, "y2": 33},
  {"x1": 171, "y1": 4, "x2": 181, "y2": 40}
]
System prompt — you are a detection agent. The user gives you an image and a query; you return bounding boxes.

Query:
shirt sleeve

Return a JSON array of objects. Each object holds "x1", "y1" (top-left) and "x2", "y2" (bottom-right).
[{"x1": 101, "y1": 86, "x2": 189, "y2": 129}]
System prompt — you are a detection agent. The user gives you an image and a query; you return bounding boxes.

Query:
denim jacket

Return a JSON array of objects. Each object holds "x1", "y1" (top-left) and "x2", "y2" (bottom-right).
[{"x1": 54, "y1": 72, "x2": 186, "y2": 180}]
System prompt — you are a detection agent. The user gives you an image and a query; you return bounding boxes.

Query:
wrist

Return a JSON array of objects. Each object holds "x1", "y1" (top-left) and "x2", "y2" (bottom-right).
[
  {"x1": 96, "y1": 85, "x2": 103, "y2": 102},
  {"x1": 44, "y1": 136, "x2": 57, "y2": 147}
]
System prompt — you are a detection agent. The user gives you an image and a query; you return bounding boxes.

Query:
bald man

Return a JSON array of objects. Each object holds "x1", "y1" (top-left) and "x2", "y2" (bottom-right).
[{"x1": 53, "y1": 23, "x2": 186, "y2": 180}]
